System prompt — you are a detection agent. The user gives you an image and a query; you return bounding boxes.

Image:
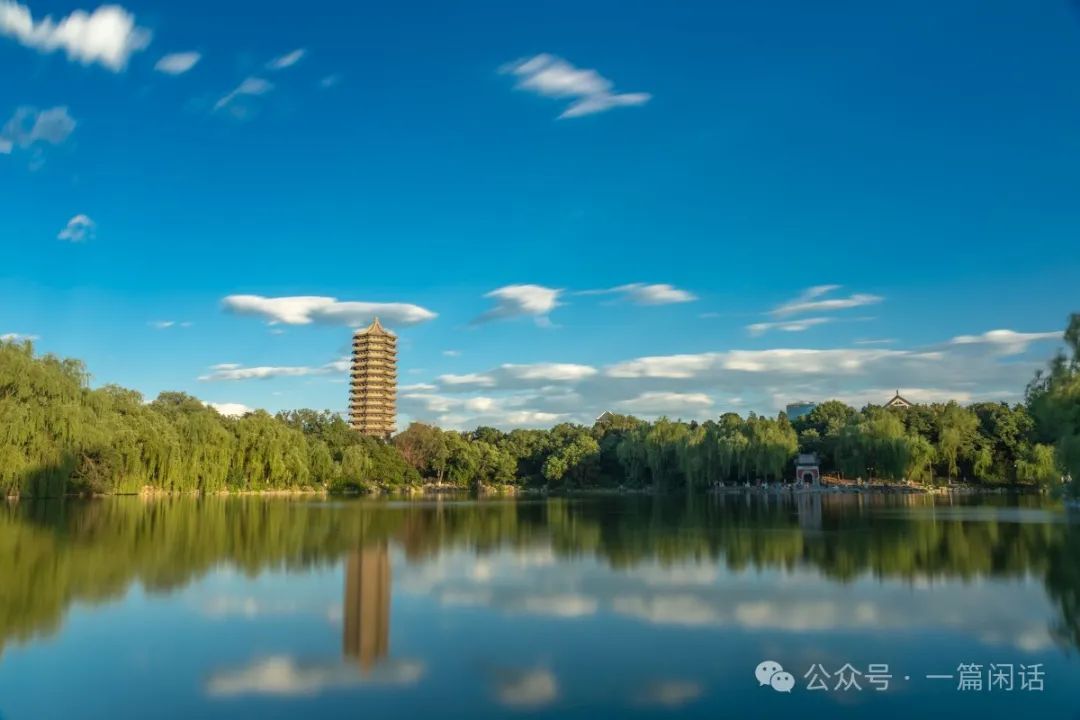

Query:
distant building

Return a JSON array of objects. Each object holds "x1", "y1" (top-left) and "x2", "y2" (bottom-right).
[
  {"x1": 349, "y1": 317, "x2": 397, "y2": 438},
  {"x1": 884, "y1": 390, "x2": 913, "y2": 409},
  {"x1": 344, "y1": 544, "x2": 390, "y2": 671},
  {"x1": 795, "y1": 453, "x2": 821, "y2": 486},
  {"x1": 785, "y1": 401, "x2": 817, "y2": 421}
]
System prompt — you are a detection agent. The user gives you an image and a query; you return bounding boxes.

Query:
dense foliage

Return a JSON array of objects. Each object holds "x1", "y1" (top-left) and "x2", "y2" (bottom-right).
[
  {"x1": 0, "y1": 341, "x2": 418, "y2": 497},
  {"x1": 1027, "y1": 314, "x2": 1080, "y2": 498},
  {"x1": 1, "y1": 314, "x2": 1077, "y2": 497}
]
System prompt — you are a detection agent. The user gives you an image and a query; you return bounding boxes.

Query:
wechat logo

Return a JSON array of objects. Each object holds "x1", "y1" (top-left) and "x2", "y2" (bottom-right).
[{"x1": 755, "y1": 660, "x2": 795, "y2": 693}]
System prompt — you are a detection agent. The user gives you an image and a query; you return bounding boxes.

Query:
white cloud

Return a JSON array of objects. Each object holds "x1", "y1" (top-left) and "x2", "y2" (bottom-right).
[
  {"x1": 206, "y1": 656, "x2": 424, "y2": 697},
  {"x1": 154, "y1": 51, "x2": 200, "y2": 74},
  {"x1": 497, "y1": 410, "x2": 565, "y2": 426},
  {"x1": 854, "y1": 338, "x2": 896, "y2": 345},
  {"x1": 398, "y1": 322, "x2": 1057, "y2": 428},
  {"x1": 437, "y1": 363, "x2": 595, "y2": 390},
  {"x1": 222, "y1": 294, "x2": 437, "y2": 328},
  {"x1": 464, "y1": 396, "x2": 498, "y2": 413},
  {"x1": 206, "y1": 402, "x2": 254, "y2": 417},
  {"x1": 493, "y1": 669, "x2": 558, "y2": 708},
  {"x1": 771, "y1": 285, "x2": 882, "y2": 317},
  {"x1": 214, "y1": 76, "x2": 274, "y2": 111},
  {"x1": 949, "y1": 329, "x2": 1061, "y2": 356},
  {"x1": 1, "y1": 332, "x2": 39, "y2": 342},
  {"x1": 580, "y1": 283, "x2": 697, "y2": 305},
  {"x1": 2, "y1": 105, "x2": 76, "y2": 152},
  {"x1": 400, "y1": 382, "x2": 436, "y2": 391},
  {"x1": 0, "y1": 1, "x2": 150, "y2": 70},
  {"x1": 267, "y1": 48, "x2": 304, "y2": 70},
  {"x1": 616, "y1": 391, "x2": 713, "y2": 414},
  {"x1": 149, "y1": 320, "x2": 175, "y2": 329},
  {"x1": 501, "y1": 54, "x2": 650, "y2": 119},
  {"x1": 502, "y1": 363, "x2": 596, "y2": 382},
  {"x1": 604, "y1": 353, "x2": 719, "y2": 380},
  {"x1": 198, "y1": 358, "x2": 347, "y2": 382},
  {"x1": 319, "y1": 73, "x2": 341, "y2": 89},
  {"x1": 442, "y1": 349, "x2": 461, "y2": 357},
  {"x1": 57, "y1": 213, "x2": 93, "y2": 242},
  {"x1": 399, "y1": 391, "x2": 567, "y2": 429},
  {"x1": 606, "y1": 348, "x2": 909, "y2": 379},
  {"x1": 474, "y1": 284, "x2": 561, "y2": 324},
  {"x1": 747, "y1": 317, "x2": 832, "y2": 336},
  {"x1": 437, "y1": 373, "x2": 495, "y2": 387}
]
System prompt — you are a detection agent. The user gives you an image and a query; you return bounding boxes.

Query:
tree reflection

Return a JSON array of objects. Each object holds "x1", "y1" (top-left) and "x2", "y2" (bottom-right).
[{"x1": 0, "y1": 495, "x2": 1076, "y2": 655}]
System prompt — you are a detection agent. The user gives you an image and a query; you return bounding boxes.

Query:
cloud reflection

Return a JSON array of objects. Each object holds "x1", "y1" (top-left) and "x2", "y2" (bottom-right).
[
  {"x1": 492, "y1": 668, "x2": 559, "y2": 708},
  {"x1": 206, "y1": 656, "x2": 424, "y2": 697}
]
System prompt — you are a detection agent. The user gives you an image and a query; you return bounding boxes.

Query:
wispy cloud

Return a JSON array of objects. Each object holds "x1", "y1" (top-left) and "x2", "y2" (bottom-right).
[
  {"x1": 501, "y1": 54, "x2": 650, "y2": 119},
  {"x1": 57, "y1": 214, "x2": 93, "y2": 242},
  {"x1": 400, "y1": 382, "x2": 437, "y2": 392},
  {"x1": 770, "y1": 285, "x2": 882, "y2": 317},
  {"x1": 214, "y1": 77, "x2": 274, "y2": 112},
  {"x1": 267, "y1": 48, "x2": 305, "y2": 70},
  {"x1": 222, "y1": 294, "x2": 436, "y2": 328},
  {"x1": 1, "y1": 332, "x2": 39, "y2": 342},
  {"x1": 319, "y1": 73, "x2": 341, "y2": 89},
  {"x1": 580, "y1": 283, "x2": 696, "y2": 305},
  {"x1": 154, "y1": 51, "x2": 200, "y2": 74},
  {"x1": 1, "y1": 106, "x2": 76, "y2": 156},
  {"x1": 474, "y1": 284, "x2": 561, "y2": 324},
  {"x1": 442, "y1": 349, "x2": 461, "y2": 357},
  {"x1": 949, "y1": 329, "x2": 1061, "y2": 356},
  {"x1": 198, "y1": 357, "x2": 348, "y2": 382},
  {"x1": 0, "y1": 1, "x2": 150, "y2": 70},
  {"x1": 616, "y1": 391, "x2": 713, "y2": 414},
  {"x1": 149, "y1": 320, "x2": 192, "y2": 330},
  {"x1": 438, "y1": 363, "x2": 596, "y2": 389},
  {"x1": 746, "y1": 317, "x2": 832, "y2": 336},
  {"x1": 605, "y1": 348, "x2": 912, "y2": 379}
]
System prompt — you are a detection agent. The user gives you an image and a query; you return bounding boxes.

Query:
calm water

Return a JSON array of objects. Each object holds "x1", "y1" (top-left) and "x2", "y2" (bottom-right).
[{"x1": 1, "y1": 494, "x2": 1078, "y2": 719}]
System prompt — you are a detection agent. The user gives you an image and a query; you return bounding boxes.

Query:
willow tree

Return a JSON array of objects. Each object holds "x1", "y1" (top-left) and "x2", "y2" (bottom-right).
[{"x1": 1027, "y1": 314, "x2": 1080, "y2": 494}]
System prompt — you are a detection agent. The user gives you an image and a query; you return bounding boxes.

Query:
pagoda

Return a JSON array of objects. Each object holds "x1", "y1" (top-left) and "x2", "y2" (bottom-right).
[{"x1": 349, "y1": 317, "x2": 397, "y2": 438}]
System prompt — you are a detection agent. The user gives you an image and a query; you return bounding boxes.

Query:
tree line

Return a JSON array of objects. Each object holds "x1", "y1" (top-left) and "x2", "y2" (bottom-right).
[{"x1": 1, "y1": 314, "x2": 1077, "y2": 497}]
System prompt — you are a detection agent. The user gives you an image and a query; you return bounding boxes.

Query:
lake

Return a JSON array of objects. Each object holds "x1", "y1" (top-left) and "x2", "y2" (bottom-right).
[{"x1": 0, "y1": 494, "x2": 1077, "y2": 719}]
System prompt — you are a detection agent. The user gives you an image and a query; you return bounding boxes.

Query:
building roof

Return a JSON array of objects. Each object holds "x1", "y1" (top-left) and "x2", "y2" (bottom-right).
[
  {"x1": 356, "y1": 316, "x2": 395, "y2": 337},
  {"x1": 884, "y1": 390, "x2": 913, "y2": 408}
]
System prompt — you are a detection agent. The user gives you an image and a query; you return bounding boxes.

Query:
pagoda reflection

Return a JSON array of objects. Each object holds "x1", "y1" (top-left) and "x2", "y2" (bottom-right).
[{"x1": 343, "y1": 542, "x2": 391, "y2": 671}]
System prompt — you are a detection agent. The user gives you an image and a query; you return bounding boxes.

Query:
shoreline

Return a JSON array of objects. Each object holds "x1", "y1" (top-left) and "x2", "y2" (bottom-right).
[{"x1": 4, "y1": 482, "x2": 1058, "y2": 502}]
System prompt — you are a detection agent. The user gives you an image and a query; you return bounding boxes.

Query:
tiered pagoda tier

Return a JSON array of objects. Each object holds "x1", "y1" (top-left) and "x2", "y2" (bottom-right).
[{"x1": 349, "y1": 317, "x2": 397, "y2": 439}]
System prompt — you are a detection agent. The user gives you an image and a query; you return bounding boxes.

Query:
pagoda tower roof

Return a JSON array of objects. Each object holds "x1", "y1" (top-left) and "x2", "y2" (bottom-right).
[{"x1": 355, "y1": 316, "x2": 396, "y2": 337}]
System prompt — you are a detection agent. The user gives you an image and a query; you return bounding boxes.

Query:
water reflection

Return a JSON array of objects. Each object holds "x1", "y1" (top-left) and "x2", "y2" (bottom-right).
[
  {"x1": 344, "y1": 544, "x2": 391, "y2": 671},
  {"x1": 0, "y1": 495, "x2": 1078, "y2": 718}
]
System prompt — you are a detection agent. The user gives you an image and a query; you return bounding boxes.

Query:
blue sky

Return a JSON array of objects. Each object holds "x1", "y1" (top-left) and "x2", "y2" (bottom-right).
[{"x1": 2, "y1": 0, "x2": 1078, "y2": 428}]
